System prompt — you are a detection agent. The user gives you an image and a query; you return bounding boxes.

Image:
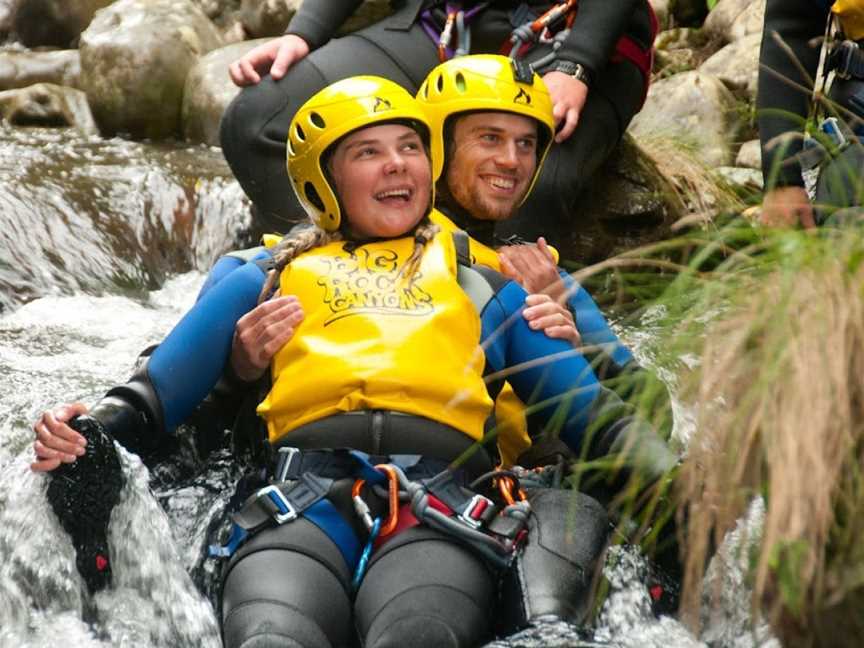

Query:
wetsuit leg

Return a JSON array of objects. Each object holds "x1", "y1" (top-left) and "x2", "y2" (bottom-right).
[
  {"x1": 221, "y1": 518, "x2": 355, "y2": 648},
  {"x1": 354, "y1": 527, "x2": 496, "y2": 648},
  {"x1": 815, "y1": 144, "x2": 864, "y2": 222},
  {"x1": 219, "y1": 18, "x2": 438, "y2": 230},
  {"x1": 497, "y1": 61, "x2": 646, "y2": 249},
  {"x1": 499, "y1": 489, "x2": 609, "y2": 633}
]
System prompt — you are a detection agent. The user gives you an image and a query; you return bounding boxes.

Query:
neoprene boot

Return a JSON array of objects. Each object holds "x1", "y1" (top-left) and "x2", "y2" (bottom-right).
[{"x1": 46, "y1": 415, "x2": 125, "y2": 593}]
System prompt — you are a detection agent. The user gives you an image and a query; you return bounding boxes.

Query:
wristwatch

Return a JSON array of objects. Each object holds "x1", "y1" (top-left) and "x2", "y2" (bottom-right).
[{"x1": 550, "y1": 60, "x2": 592, "y2": 88}]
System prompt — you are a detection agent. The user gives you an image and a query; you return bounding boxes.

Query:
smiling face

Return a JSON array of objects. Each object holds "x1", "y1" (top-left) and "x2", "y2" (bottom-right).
[
  {"x1": 444, "y1": 112, "x2": 539, "y2": 221},
  {"x1": 328, "y1": 123, "x2": 432, "y2": 239}
]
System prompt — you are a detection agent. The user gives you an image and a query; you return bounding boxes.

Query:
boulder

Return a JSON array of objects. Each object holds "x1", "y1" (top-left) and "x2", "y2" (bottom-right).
[
  {"x1": 79, "y1": 0, "x2": 223, "y2": 139},
  {"x1": 183, "y1": 39, "x2": 264, "y2": 145},
  {"x1": 735, "y1": 139, "x2": 762, "y2": 170},
  {"x1": 0, "y1": 50, "x2": 81, "y2": 91},
  {"x1": 569, "y1": 135, "x2": 683, "y2": 263},
  {"x1": 629, "y1": 71, "x2": 743, "y2": 168},
  {"x1": 704, "y1": 0, "x2": 765, "y2": 44},
  {"x1": 238, "y1": 0, "x2": 300, "y2": 38},
  {"x1": 11, "y1": 0, "x2": 114, "y2": 48},
  {"x1": 0, "y1": 82, "x2": 97, "y2": 134},
  {"x1": 699, "y1": 32, "x2": 761, "y2": 99}
]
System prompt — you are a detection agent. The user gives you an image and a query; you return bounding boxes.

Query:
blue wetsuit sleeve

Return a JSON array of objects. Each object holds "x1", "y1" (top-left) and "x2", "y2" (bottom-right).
[
  {"x1": 195, "y1": 255, "x2": 246, "y2": 301},
  {"x1": 148, "y1": 261, "x2": 267, "y2": 430},
  {"x1": 481, "y1": 280, "x2": 608, "y2": 452},
  {"x1": 561, "y1": 271, "x2": 634, "y2": 368}
]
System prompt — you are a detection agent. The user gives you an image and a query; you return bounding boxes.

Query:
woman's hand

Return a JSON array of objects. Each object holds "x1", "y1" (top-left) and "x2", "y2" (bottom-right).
[
  {"x1": 542, "y1": 70, "x2": 588, "y2": 143},
  {"x1": 523, "y1": 293, "x2": 581, "y2": 346},
  {"x1": 230, "y1": 295, "x2": 305, "y2": 382},
  {"x1": 498, "y1": 237, "x2": 567, "y2": 303},
  {"x1": 229, "y1": 34, "x2": 311, "y2": 86},
  {"x1": 31, "y1": 402, "x2": 89, "y2": 472}
]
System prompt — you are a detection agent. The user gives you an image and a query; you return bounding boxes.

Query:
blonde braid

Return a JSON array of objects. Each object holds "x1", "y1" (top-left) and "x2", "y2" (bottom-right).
[
  {"x1": 397, "y1": 218, "x2": 440, "y2": 280},
  {"x1": 258, "y1": 226, "x2": 342, "y2": 303}
]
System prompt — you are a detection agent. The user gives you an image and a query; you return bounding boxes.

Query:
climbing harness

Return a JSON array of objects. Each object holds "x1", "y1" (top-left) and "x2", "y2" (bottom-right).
[
  {"x1": 210, "y1": 447, "x2": 533, "y2": 572},
  {"x1": 420, "y1": 2, "x2": 491, "y2": 62},
  {"x1": 420, "y1": 1, "x2": 657, "y2": 107}
]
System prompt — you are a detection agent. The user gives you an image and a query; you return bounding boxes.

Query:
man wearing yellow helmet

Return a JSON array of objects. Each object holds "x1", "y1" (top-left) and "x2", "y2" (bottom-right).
[
  {"x1": 33, "y1": 76, "x2": 676, "y2": 646},
  {"x1": 221, "y1": 1, "x2": 658, "y2": 244}
]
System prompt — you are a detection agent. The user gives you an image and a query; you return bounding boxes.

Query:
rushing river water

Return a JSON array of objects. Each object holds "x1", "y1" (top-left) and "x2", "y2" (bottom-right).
[{"x1": 0, "y1": 126, "x2": 776, "y2": 647}]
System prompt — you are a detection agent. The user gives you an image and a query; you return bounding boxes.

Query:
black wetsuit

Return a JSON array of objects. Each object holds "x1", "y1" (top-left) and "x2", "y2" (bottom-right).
[
  {"x1": 757, "y1": 0, "x2": 829, "y2": 189},
  {"x1": 220, "y1": 0, "x2": 654, "y2": 248},
  {"x1": 758, "y1": 0, "x2": 864, "y2": 214}
]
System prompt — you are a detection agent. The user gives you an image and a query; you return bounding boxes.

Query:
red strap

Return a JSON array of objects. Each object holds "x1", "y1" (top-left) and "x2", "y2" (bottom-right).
[{"x1": 612, "y1": 0, "x2": 658, "y2": 107}]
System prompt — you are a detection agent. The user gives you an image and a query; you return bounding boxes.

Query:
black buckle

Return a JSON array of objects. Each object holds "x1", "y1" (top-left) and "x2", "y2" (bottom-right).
[
  {"x1": 833, "y1": 40, "x2": 861, "y2": 80},
  {"x1": 511, "y1": 58, "x2": 534, "y2": 84}
]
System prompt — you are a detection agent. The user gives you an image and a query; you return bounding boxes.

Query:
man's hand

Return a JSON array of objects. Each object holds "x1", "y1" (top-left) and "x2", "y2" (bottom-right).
[
  {"x1": 760, "y1": 185, "x2": 816, "y2": 228},
  {"x1": 231, "y1": 295, "x2": 305, "y2": 382},
  {"x1": 32, "y1": 402, "x2": 89, "y2": 472},
  {"x1": 542, "y1": 70, "x2": 588, "y2": 143},
  {"x1": 498, "y1": 237, "x2": 567, "y2": 303},
  {"x1": 523, "y1": 294, "x2": 581, "y2": 346},
  {"x1": 228, "y1": 34, "x2": 311, "y2": 86}
]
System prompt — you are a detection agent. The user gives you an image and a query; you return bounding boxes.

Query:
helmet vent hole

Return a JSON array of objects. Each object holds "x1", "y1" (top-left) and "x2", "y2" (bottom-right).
[
  {"x1": 421, "y1": 82, "x2": 429, "y2": 99},
  {"x1": 286, "y1": 139, "x2": 295, "y2": 156},
  {"x1": 295, "y1": 123, "x2": 306, "y2": 141},
  {"x1": 303, "y1": 181, "x2": 324, "y2": 211},
  {"x1": 455, "y1": 72, "x2": 466, "y2": 93},
  {"x1": 310, "y1": 112, "x2": 326, "y2": 129},
  {"x1": 436, "y1": 73, "x2": 444, "y2": 93}
]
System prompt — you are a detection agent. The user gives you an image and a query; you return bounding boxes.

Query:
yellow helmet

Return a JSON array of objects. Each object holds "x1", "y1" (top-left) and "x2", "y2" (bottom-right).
[
  {"x1": 416, "y1": 54, "x2": 555, "y2": 203},
  {"x1": 286, "y1": 76, "x2": 432, "y2": 231}
]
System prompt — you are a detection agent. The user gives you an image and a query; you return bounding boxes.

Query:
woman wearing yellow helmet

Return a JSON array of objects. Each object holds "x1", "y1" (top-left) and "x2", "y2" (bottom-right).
[{"x1": 34, "y1": 76, "x2": 674, "y2": 647}]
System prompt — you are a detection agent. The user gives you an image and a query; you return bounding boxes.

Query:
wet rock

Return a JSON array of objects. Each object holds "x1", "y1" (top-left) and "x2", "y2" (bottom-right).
[
  {"x1": 629, "y1": 71, "x2": 743, "y2": 168},
  {"x1": 0, "y1": 82, "x2": 96, "y2": 134},
  {"x1": 79, "y1": 0, "x2": 223, "y2": 139},
  {"x1": 565, "y1": 135, "x2": 683, "y2": 262},
  {"x1": 0, "y1": 50, "x2": 81, "y2": 91},
  {"x1": 183, "y1": 39, "x2": 264, "y2": 145},
  {"x1": 699, "y1": 33, "x2": 761, "y2": 100},
  {"x1": 11, "y1": 0, "x2": 113, "y2": 48},
  {"x1": 704, "y1": 0, "x2": 765, "y2": 44},
  {"x1": 735, "y1": 139, "x2": 761, "y2": 170}
]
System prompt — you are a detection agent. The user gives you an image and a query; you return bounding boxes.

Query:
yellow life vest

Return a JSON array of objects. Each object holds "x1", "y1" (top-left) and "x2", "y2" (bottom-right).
[
  {"x1": 429, "y1": 211, "x2": 534, "y2": 467},
  {"x1": 257, "y1": 226, "x2": 494, "y2": 446},
  {"x1": 834, "y1": 0, "x2": 864, "y2": 40}
]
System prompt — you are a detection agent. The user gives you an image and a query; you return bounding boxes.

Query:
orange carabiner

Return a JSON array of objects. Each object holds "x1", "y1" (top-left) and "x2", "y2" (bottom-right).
[
  {"x1": 497, "y1": 476, "x2": 527, "y2": 506},
  {"x1": 529, "y1": 0, "x2": 578, "y2": 35},
  {"x1": 438, "y1": 10, "x2": 457, "y2": 62},
  {"x1": 375, "y1": 464, "x2": 401, "y2": 536}
]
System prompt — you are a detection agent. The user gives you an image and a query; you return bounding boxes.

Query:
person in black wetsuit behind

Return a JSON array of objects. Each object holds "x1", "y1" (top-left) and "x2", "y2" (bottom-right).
[
  {"x1": 759, "y1": 0, "x2": 864, "y2": 227},
  {"x1": 220, "y1": 0, "x2": 657, "y2": 248}
]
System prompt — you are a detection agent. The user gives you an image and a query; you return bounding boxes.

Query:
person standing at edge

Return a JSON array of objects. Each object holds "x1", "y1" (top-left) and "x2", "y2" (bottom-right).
[
  {"x1": 759, "y1": 0, "x2": 864, "y2": 227},
  {"x1": 220, "y1": 0, "x2": 657, "y2": 248}
]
